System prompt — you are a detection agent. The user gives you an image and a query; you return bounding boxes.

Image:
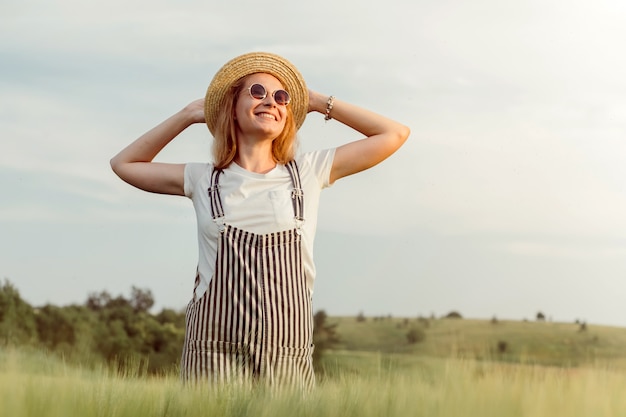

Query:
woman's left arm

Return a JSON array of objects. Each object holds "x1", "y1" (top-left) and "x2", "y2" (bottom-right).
[{"x1": 308, "y1": 90, "x2": 410, "y2": 184}]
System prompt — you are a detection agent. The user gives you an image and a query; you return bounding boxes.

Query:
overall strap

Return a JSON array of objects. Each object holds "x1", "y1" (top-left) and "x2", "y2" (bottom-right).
[
  {"x1": 208, "y1": 162, "x2": 305, "y2": 231},
  {"x1": 208, "y1": 168, "x2": 225, "y2": 230},
  {"x1": 286, "y1": 160, "x2": 305, "y2": 228}
]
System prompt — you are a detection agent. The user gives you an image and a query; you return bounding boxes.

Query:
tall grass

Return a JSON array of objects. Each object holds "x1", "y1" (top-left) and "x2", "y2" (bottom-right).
[{"x1": 2, "y1": 347, "x2": 625, "y2": 417}]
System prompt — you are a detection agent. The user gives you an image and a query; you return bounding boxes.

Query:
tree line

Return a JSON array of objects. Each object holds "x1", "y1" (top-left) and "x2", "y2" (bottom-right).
[{"x1": 0, "y1": 279, "x2": 338, "y2": 374}]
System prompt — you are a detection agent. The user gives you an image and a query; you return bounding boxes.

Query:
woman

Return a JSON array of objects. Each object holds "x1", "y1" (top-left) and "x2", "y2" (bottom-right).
[{"x1": 111, "y1": 52, "x2": 409, "y2": 389}]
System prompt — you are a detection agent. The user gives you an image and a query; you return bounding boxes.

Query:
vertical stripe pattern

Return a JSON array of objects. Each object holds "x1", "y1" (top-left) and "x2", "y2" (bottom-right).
[{"x1": 180, "y1": 161, "x2": 314, "y2": 390}]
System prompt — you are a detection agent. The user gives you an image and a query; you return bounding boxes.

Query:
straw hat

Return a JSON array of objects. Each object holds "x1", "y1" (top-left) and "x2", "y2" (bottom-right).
[{"x1": 204, "y1": 52, "x2": 308, "y2": 135}]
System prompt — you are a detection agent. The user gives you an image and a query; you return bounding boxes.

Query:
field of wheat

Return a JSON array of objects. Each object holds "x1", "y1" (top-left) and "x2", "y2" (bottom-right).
[{"x1": 2, "y1": 347, "x2": 625, "y2": 417}]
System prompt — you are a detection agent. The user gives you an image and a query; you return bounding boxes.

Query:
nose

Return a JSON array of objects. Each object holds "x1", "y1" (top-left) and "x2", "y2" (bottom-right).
[{"x1": 261, "y1": 93, "x2": 278, "y2": 107}]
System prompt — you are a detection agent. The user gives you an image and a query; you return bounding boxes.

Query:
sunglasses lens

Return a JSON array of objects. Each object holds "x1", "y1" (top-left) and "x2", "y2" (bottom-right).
[
  {"x1": 249, "y1": 84, "x2": 266, "y2": 100},
  {"x1": 274, "y1": 89, "x2": 290, "y2": 105}
]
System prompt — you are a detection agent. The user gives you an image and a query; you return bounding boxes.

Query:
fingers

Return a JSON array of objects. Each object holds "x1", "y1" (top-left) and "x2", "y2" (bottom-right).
[{"x1": 185, "y1": 99, "x2": 206, "y2": 124}]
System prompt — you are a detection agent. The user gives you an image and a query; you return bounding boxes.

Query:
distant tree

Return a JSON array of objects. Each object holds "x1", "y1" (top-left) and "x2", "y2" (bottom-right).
[
  {"x1": 406, "y1": 327, "x2": 426, "y2": 344},
  {"x1": 35, "y1": 304, "x2": 77, "y2": 350},
  {"x1": 155, "y1": 308, "x2": 185, "y2": 328},
  {"x1": 312, "y1": 310, "x2": 340, "y2": 367},
  {"x1": 356, "y1": 311, "x2": 366, "y2": 322},
  {"x1": 130, "y1": 286, "x2": 154, "y2": 313},
  {"x1": 536, "y1": 311, "x2": 546, "y2": 321},
  {"x1": 96, "y1": 318, "x2": 134, "y2": 361},
  {"x1": 491, "y1": 316, "x2": 498, "y2": 325},
  {"x1": 0, "y1": 282, "x2": 186, "y2": 374},
  {"x1": 143, "y1": 314, "x2": 185, "y2": 373},
  {"x1": 0, "y1": 279, "x2": 37, "y2": 345},
  {"x1": 84, "y1": 287, "x2": 184, "y2": 373},
  {"x1": 86, "y1": 291, "x2": 112, "y2": 311},
  {"x1": 444, "y1": 311, "x2": 463, "y2": 319},
  {"x1": 59, "y1": 304, "x2": 100, "y2": 356}
]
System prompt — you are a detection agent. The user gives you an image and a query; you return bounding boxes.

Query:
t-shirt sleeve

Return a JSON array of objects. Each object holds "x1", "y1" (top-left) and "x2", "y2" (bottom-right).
[
  {"x1": 301, "y1": 148, "x2": 336, "y2": 189},
  {"x1": 184, "y1": 163, "x2": 212, "y2": 198}
]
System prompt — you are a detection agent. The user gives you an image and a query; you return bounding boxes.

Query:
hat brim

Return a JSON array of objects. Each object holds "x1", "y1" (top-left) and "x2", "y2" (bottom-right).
[{"x1": 204, "y1": 52, "x2": 308, "y2": 136}]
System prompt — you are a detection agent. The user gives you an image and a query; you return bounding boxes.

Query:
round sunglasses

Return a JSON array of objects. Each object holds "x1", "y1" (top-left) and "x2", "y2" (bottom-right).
[{"x1": 247, "y1": 83, "x2": 291, "y2": 106}]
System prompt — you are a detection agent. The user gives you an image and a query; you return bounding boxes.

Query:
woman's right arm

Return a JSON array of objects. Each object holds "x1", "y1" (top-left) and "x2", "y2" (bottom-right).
[{"x1": 110, "y1": 99, "x2": 205, "y2": 196}]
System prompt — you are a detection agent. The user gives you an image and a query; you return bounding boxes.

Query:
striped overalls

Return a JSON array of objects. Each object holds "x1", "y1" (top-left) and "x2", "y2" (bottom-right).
[{"x1": 180, "y1": 161, "x2": 315, "y2": 390}]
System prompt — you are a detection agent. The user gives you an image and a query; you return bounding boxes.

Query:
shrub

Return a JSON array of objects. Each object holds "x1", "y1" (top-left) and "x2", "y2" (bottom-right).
[
  {"x1": 444, "y1": 311, "x2": 463, "y2": 319},
  {"x1": 313, "y1": 310, "x2": 340, "y2": 367},
  {"x1": 0, "y1": 279, "x2": 37, "y2": 345},
  {"x1": 406, "y1": 327, "x2": 426, "y2": 344},
  {"x1": 417, "y1": 317, "x2": 430, "y2": 329}
]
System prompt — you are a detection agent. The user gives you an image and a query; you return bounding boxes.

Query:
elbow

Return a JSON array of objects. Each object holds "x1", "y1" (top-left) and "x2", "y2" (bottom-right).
[
  {"x1": 403, "y1": 124, "x2": 411, "y2": 139},
  {"x1": 110, "y1": 155, "x2": 127, "y2": 180},
  {"x1": 110, "y1": 156, "x2": 121, "y2": 176},
  {"x1": 396, "y1": 124, "x2": 411, "y2": 146}
]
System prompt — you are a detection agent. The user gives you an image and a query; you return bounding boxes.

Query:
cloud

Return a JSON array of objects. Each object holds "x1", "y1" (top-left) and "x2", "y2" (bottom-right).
[{"x1": 500, "y1": 239, "x2": 626, "y2": 260}]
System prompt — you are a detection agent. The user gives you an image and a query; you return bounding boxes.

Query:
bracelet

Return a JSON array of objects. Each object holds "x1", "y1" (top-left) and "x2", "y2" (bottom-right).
[{"x1": 324, "y1": 95, "x2": 335, "y2": 121}]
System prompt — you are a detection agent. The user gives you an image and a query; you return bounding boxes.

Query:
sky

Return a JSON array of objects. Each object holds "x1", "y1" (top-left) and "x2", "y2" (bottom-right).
[{"x1": 2, "y1": 0, "x2": 626, "y2": 327}]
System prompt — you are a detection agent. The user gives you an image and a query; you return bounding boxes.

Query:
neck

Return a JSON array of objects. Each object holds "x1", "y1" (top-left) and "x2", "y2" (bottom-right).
[{"x1": 234, "y1": 141, "x2": 276, "y2": 174}]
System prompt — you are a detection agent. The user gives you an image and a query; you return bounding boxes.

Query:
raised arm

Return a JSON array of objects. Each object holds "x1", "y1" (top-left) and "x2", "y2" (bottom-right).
[
  {"x1": 110, "y1": 99, "x2": 205, "y2": 196},
  {"x1": 308, "y1": 90, "x2": 410, "y2": 184}
]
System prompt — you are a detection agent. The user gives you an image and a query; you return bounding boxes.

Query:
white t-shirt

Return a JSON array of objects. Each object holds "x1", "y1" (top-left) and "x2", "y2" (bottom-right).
[{"x1": 184, "y1": 149, "x2": 336, "y2": 300}]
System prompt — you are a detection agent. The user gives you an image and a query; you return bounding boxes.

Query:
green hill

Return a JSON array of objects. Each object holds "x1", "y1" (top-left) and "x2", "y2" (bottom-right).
[{"x1": 325, "y1": 316, "x2": 626, "y2": 369}]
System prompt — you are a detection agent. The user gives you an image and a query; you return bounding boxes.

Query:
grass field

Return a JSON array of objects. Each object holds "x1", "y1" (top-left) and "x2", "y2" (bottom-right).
[
  {"x1": 3, "y1": 317, "x2": 626, "y2": 416},
  {"x1": 330, "y1": 316, "x2": 626, "y2": 368}
]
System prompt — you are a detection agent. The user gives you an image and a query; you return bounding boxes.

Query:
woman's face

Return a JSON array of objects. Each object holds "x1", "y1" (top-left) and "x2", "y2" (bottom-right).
[{"x1": 234, "y1": 73, "x2": 289, "y2": 141}]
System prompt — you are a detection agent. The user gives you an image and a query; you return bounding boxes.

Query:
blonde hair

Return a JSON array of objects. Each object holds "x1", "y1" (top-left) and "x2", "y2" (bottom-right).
[{"x1": 212, "y1": 75, "x2": 298, "y2": 169}]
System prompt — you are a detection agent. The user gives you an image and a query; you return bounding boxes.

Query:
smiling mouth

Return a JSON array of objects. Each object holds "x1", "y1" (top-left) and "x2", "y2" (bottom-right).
[{"x1": 256, "y1": 112, "x2": 277, "y2": 121}]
